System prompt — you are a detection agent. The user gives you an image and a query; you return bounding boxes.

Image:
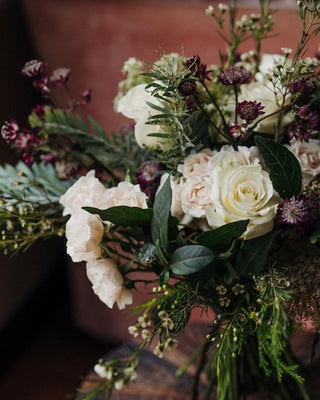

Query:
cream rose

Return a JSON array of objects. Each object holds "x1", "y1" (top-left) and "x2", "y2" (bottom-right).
[
  {"x1": 103, "y1": 182, "x2": 148, "y2": 209},
  {"x1": 181, "y1": 177, "x2": 213, "y2": 219},
  {"x1": 86, "y1": 258, "x2": 133, "y2": 309},
  {"x1": 59, "y1": 170, "x2": 107, "y2": 216},
  {"x1": 65, "y1": 209, "x2": 104, "y2": 262},
  {"x1": 209, "y1": 145, "x2": 261, "y2": 169},
  {"x1": 286, "y1": 139, "x2": 320, "y2": 187},
  {"x1": 177, "y1": 149, "x2": 216, "y2": 178},
  {"x1": 206, "y1": 163, "x2": 279, "y2": 239}
]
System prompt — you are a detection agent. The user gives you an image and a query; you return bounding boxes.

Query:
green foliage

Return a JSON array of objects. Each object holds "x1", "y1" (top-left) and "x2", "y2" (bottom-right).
[
  {"x1": 171, "y1": 245, "x2": 217, "y2": 276},
  {"x1": 254, "y1": 136, "x2": 302, "y2": 198}
]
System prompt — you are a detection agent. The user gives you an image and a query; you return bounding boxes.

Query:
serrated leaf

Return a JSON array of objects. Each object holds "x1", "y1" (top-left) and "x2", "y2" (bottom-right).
[
  {"x1": 171, "y1": 245, "x2": 216, "y2": 276},
  {"x1": 196, "y1": 220, "x2": 249, "y2": 253},
  {"x1": 151, "y1": 175, "x2": 172, "y2": 249},
  {"x1": 83, "y1": 206, "x2": 152, "y2": 228},
  {"x1": 254, "y1": 136, "x2": 302, "y2": 198},
  {"x1": 235, "y1": 230, "x2": 281, "y2": 277}
]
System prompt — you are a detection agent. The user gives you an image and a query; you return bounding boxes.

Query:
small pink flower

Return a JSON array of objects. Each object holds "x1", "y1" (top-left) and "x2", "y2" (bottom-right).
[
  {"x1": 229, "y1": 122, "x2": 247, "y2": 138},
  {"x1": 33, "y1": 77, "x2": 50, "y2": 94},
  {"x1": 50, "y1": 67, "x2": 71, "y2": 86},
  {"x1": 22, "y1": 153, "x2": 34, "y2": 166},
  {"x1": 21, "y1": 60, "x2": 46, "y2": 78},
  {"x1": 79, "y1": 89, "x2": 92, "y2": 106},
  {"x1": 1, "y1": 119, "x2": 19, "y2": 144}
]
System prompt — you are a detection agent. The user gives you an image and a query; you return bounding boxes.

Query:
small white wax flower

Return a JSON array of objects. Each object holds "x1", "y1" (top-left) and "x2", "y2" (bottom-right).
[
  {"x1": 205, "y1": 5, "x2": 214, "y2": 15},
  {"x1": 115, "y1": 380, "x2": 125, "y2": 391},
  {"x1": 94, "y1": 364, "x2": 112, "y2": 380},
  {"x1": 128, "y1": 326, "x2": 139, "y2": 337},
  {"x1": 281, "y1": 47, "x2": 292, "y2": 55},
  {"x1": 218, "y1": 3, "x2": 228, "y2": 12}
]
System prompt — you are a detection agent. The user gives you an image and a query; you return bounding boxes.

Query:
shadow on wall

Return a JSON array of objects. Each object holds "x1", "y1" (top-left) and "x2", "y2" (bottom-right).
[{"x1": 0, "y1": 0, "x2": 68, "y2": 370}]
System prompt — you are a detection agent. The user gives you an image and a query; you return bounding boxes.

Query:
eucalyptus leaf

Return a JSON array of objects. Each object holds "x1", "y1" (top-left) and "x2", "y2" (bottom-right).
[
  {"x1": 151, "y1": 175, "x2": 172, "y2": 249},
  {"x1": 171, "y1": 245, "x2": 216, "y2": 276},
  {"x1": 235, "y1": 230, "x2": 281, "y2": 277},
  {"x1": 196, "y1": 220, "x2": 249, "y2": 253},
  {"x1": 254, "y1": 136, "x2": 302, "y2": 198},
  {"x1": 83, "y1": 206, "x2": 152, "y2": 228}
]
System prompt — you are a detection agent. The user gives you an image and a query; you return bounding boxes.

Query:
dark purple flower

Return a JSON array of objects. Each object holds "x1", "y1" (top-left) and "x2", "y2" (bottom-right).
[
  {"x1": 297, "y1": 104, "x2": 312, "y2": 120},
  {"x1": 291, "y1": 78, "x2": 317, "y2": 95},
  {"x1": 137, "y1": 161, "x2": 162, "y2": 201},
  {"x1": 1, "y1": 119, "x2": 19, "y2": 144},
  {"x1": 277, "y1": 196, "x2": 309, "y2": 225},
  {"x1": 178, "y1": 80, "x2": 197, "y2": 96},
  {"x1": 33, "y1": 77, "x2": 50, "y2": 94},
  {"x1": 31, "y1": 105, "x2": 47, "y2": 120},
  {"x1": 236, "y1": 100, "x2": 265, "y2": 122},
  {"x1": 22, "y1": 153, "x2": 34, "y2": 167},
  {"x1": 15, "y1": 129, "x2": 42, "y2": 151},
  {"x1": 229, "y1": 122, "x2": 247, "y2": 138},
  {"x1": 50, "y1": 67, "x2": 71, "y2": 86},
  {"x1": 184, "y1": 56, "x2": 211, "y2": 80},
  {"x1": 219, "y1": 66, "x2": 252, "y2": 86},
  {"x1": 21, "y1": 60, "x2": 46, "y2": 78},
  {"x1": 286, "y1": 122, "x2": 311, "y2": 142},
  {"x1": 79, "y1": 89, "x2": 92, "y2": 106},
  {"x1": 309, "y1": 112, "x2": 320, "y2": 131}
]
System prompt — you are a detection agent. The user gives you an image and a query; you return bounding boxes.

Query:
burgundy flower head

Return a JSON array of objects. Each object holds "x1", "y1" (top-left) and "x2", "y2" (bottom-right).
[
  {"x1": 22, "y1": 153, "x2": 35, "y2": 167},
  {"x1": 50, "y1": 67, "x2": 71, "y2": 87},
  {"x1": 178, "y1": 79, "x2": 197, "y2": 96},
  {"x1": 229, "y1": 122, "x2": 247, "y2": 138},
  {"x1": 184, "y1": 56, "x2": 211, "y2": 80},
  {"x1": 291, "y1": 78, "x2": 317, "y2": 96},
  {"x1": 1, "y1": 119, "x2": 19, "y2": 144},
  {"x1": 219, "y1": 66, "x2": 252, "y2": 86},
  {"x1": 136, "y1": 161, "x2": 162, "y2": 201},
  {"x1": 286, "y1": 122, "x2": 311, "y2": 142},
  {"x1": 236, "y1": 100, "x2": 265, "y2": 122}
]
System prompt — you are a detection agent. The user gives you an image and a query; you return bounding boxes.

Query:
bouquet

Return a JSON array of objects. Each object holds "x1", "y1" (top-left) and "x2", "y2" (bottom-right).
[{"x1": 1, "y1": 1, "x2": 320, "y2": 399}]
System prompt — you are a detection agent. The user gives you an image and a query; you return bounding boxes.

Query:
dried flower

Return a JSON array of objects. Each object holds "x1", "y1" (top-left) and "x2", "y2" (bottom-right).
[
  {"x1": 1, "y1": 119, "x2": 19, "y2": 144},
  {"x1": 219, "y1": 66, "x2": 252, "y2": 86},
  {"x1": 50, "y1": 67, "x2": 71, "y2": 86},
  {"x1": 277, "y1": 196, "x2": 309, "y2": 225},
  {"x1": 291, "y1": 77, "x2": 317, "y2": 95},
  {"x1": 21, "y1": 60, "x2": 46, "y2": 77}
]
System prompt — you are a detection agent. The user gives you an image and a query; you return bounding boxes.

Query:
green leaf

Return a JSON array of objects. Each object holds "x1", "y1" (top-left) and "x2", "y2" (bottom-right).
[
  {"x1": 171, "y1": 245, "x2": 216, "y2": 276},
  {"x1": 87, "y1": 115, "x2": 108, "y2": 140},
  {"x1": 196, "y1": 220, "x2": 249, "y2": 253},
  {"x1": 83, "y1": 206, "x2": 152, "y2": 228},
  {"x1": 254, "y1": 136, "x2": 302, "y2": 198},
  {"x1": 235, "y1": 230, "x2": 281, "y2": 277},
  {"x1": 151, "y1": 175, "x2": 172, "y2": 249}
]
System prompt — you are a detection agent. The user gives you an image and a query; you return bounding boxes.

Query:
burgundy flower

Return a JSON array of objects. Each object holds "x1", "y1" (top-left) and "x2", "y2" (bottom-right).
[
  {"x1": 277, "y1": 196, "x2": 309, "y2": 225},
  {"x1": 22, "y1": 153, "x2": 34, "y2": 167},
  {"x1": 21, "y1": 60, "x2": 46, "y2": 78},
  {"x1": 309, "y1": 112, "x2": 320, "y2": 131},
  {"x1": 286, "y1": 122, "x2": 311, "y2": 142},
  {"x1": 79, "y1": 89, "x2": 92, "y2": 106},
  {"x1": 184, "y1": 56, "x2": 211, "y2": 80},
  {"x1": 136, "y1": 161, "x2": 162, "y2": 201},
  {"x1": 31, "y1": 105, "x2": 47, "y2": 120},
  {"x1": 178, "y1": 80, "x2": 197, "y2": 96},
  {"x1": 297, "y1": 104, "x2": 312, "y2": 120},
  {"x1": 219, "y1": 66, "x2": 252, "y2": 86},
  {"x1": 291, "y1": 78, "x2": 317, "y2": 95},
  {"x1": 50, "y1": 67, "x2": 71, "y2": 86},
  {"x1": 33, "y1": 77, "x2": 50, "y2": 94},
  {"x1": 1, "y1": 119, "x2": 19, "y2": 144},
  {"x1": 236, "y1": 100, "x2": 265, "y2": 122},
  {"x1": 229, "y1": 122, "x2": 247, "y2": 138},
  {"x1": 15, "y1": 129, "x2": 42, "y2": 151}
]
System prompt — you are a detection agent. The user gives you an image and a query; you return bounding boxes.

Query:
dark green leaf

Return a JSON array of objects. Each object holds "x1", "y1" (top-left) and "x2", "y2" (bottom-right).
[
  {"x1": 152, "y1": 175, "x2": 172, "y2": 249},
  {"x1": 83, "y1": 206, "x2": 152, "y2": 228},
  {"x1": 254, "y1": 136, "x2": 302, "y2": 198},
  {"x1": 196, "y1": 220, "x2": 249, "y2": 253},
  {"x1": 171, "y1": 245, "x2": 216, "y2": 276},
  {"x1": 235, "y1": 230, "x2": 281, "y2": 277},
  {"x1": 88, "y1": 115, "x2": 108, "y2": 141},
  {"x1": 159, "y1": 269, "x2": 170, "y2": 287}
]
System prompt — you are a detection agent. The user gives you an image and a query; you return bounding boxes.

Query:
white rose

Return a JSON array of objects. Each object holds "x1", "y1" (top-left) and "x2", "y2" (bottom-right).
[
  {"x1": 206, "y1": 163, "x2": 279, "y2": 239},
  {"x1": 134, "y1": 111, "x2": 169, "y2": 149},
  {"x1": 59, "y1": 170, "x2": 107, "y2": 216},
  {"x1": 86, "y1": 258, "x2": 133, "y2": 309},
  {"x1": 209, "y1": 145, "x2": 261, "y2": 169},
  {"x1": 65, "y1": 209, "x2": 104, "y2": 262},
  {"x1": 286, "y1": 139, "x2": 320, "y2": 187},
  {"x1": 116, "y1": 83, "x2": 154, "y2": 120},
  {"x1": 103, "y1": 182, "x2": 148, "y2": 208},
  {"x1": 177, "y1": 149, "x2": 216, "y2": 178},
  {"x1": 181, "y1": 177, "x2": 213, "y2": 219}
]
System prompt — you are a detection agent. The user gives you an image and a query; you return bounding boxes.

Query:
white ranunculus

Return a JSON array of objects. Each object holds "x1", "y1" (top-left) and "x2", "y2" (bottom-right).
[
  {"x1": 86, "y1": 258, "x2": 133, "y2": 309},
  {"x1": 181, "y1": 177, "x2": 213, "y2": 219},
  {"x1": 103, "y1": 181, "x2": 148, "y2": 209},
  {"x1": 65, "y1": 209, "x2": 104, "y2": 262},
  {"x1": 59, "y1": 170, "x2": 107, "y2": 216},
  {"x1": 206, "y1": 163, "x2": 279, "y2": 239},
  {"x1": 286, "y1": 139, "x2": 320, "y2": 187}
]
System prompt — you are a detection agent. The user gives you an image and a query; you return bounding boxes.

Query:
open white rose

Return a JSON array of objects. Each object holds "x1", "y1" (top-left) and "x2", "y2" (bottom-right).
[
  {"x1": 286, "y1": 139, "x2": 320, "y2": 187},
  {"x1": 209, "y1": 145, "x2": 261, "y2": 169},
  {"x1": 206, "y1": 163, "x2": 279, "y2": 239},
  {"x1": 177, "y1": 148, "x2": 216, "y2": 178},
  {"x1": 59, "y1": 170, "x2": 107, "y2": 216},
  {"x1": 65, "y1": 209, "x2": 104, "y2": 262},
  {"x1": 86, "y1": 258, "x2": 133, "y2": 309}
]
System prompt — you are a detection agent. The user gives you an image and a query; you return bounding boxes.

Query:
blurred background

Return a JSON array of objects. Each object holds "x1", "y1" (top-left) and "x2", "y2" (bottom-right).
[{"x1": 0, "y1": 0, "x2": 316, "y2": 399}]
